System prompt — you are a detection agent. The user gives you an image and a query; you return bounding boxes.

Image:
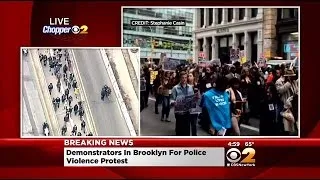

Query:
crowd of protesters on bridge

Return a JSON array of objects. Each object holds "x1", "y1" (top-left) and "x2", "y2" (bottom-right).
[
  {"x1": 40, "y1": 49, "x2": 93, "y2": 136},
  {"x1": 140, "y1": 59, "x2": 299, "y2": 136}
]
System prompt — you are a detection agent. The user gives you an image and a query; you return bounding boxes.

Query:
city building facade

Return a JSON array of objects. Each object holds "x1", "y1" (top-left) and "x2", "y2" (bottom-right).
[
  {"x1": 263, "y1": 8, "x2": 298, "y2": 60},
  {"x1": 193, "y1": 7, "x2": 299, "y2": 64},
  {"x1": 122, "y1": 8, "x2": 194, "y2": 64},
  {"x1": 193, "y1": 8, "x2": 264, "y2": 64},
  {"x1": 276, "y1": 8, "x2": 299, "y2": 60}
]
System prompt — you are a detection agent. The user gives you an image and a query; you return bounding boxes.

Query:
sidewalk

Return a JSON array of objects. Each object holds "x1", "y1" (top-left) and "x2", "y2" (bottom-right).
[{"x1": 22, "y1": 54, "x2": 49, "y2": 136}]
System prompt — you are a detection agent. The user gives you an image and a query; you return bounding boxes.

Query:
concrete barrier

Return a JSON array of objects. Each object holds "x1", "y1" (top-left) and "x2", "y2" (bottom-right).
[
  {"x1": 99, "y1": 49, "x2": 137, "y2": 136},
  {"x1": 29, "y1": 49, "x2": 59, "y2": 136},
  {"x1": 69, "y1": 49, "x2": 98, "y2": 136}
]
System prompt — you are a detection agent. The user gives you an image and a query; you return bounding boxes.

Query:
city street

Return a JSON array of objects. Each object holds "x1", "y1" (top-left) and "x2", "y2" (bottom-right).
[
  {"x1": 141, "y1": 96, "x2": 259, "y2": 136},
  {"x1": 73, "y1": 49, "x2": 131, "y2": 136}
]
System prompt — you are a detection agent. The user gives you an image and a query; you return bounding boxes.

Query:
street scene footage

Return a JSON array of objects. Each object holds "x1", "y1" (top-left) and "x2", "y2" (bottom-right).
[
  {"x1": 21, "y1": 48, "x2": 139, "y2": 137},
  {"x1": 123, "y1": 7, "x2": 300, "y2": 136}
]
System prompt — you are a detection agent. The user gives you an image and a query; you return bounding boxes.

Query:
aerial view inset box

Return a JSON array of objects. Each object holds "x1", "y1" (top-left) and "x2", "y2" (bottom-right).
[{"x1": 21, "y1": 47, "x2": 140, "y2": 137}]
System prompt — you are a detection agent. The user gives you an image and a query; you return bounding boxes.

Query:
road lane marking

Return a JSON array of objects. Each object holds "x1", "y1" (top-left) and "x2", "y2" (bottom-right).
[{"x1": 148, "y1": 97, "x2": 259, "y2": 133}]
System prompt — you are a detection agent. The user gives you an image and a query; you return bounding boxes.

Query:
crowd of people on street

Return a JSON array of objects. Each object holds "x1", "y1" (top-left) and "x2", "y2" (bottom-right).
[
  {"x1": 40, "y1": 49, "x2": 93, "y2": 136},
  {"x1": 140, "y1": 60, "x2": 299, "y2": 136}
]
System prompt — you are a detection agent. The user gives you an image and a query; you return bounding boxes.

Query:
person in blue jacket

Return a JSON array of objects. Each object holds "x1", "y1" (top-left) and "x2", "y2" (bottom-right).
[{"x1": 201, "y1": 75, "x2": 232, "y2": 136}]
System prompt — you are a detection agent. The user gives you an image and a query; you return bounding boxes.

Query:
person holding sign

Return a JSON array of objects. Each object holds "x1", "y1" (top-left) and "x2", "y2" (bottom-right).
[{"x1": 171, "y1": 71, "x2": 195, "y2": 136}]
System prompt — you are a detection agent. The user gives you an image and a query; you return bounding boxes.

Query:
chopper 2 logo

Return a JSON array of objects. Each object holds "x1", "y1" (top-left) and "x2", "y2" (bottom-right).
[
  {"x1": 42, "y1": 18, "x2": 88, "y2": 35},
  {"x1": 225, "y1": 147, "x2": 256, "y2": 167}
]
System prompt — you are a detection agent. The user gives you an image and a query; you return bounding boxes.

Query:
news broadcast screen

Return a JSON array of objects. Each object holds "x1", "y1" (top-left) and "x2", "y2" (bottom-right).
[{"x1": 1, "y1": 1, "x2": 319, "y2": 179}]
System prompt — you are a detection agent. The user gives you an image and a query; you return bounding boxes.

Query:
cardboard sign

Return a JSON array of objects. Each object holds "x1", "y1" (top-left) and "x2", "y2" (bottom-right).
[
  {"x1": 174, "y1": 94, "x2": 198, "y2": 113},
  {"x1": 150, "y1": 70, "x2": 158, "y2": 85},
  {"x1": 230, "y1": 48, "x2": 240, "y2": 62},
  {"x1": 163, "y1": 58, "x2": 181, "y2": 71}
]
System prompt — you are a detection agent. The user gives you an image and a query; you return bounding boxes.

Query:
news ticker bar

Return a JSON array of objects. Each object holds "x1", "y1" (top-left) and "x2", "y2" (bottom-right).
[
  {"x1": 64, "y1": 147, "x2": 226, "y2": 167},
  {"x1": 0, "y1": 139, "x2": 320, "y2": 167}
]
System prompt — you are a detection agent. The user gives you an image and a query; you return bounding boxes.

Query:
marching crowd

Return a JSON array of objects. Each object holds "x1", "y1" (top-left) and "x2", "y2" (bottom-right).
[
  {"x1": 140, "y1": 60, "x2": 299, "y2": 136},
  {"x1": 40, "y1": 49, "x2": 93, "y2": 136}
]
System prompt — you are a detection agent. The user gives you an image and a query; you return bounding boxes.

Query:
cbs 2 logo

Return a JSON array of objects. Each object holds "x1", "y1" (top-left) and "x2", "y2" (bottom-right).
[
  {"x1": 226, "y1": 148, "x2": 256, "y2": 163},
  {"x1": 71, "y1": 25, "x2": 88, "y2": 34}
]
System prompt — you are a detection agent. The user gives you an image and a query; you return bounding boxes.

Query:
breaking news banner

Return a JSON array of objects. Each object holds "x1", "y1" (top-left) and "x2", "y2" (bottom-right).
[{"x1": 64, "y1": 139, "x2": 225, "y2": 166}]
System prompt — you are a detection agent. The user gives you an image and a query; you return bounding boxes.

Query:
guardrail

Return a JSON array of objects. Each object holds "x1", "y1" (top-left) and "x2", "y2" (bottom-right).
[
  {"x1": 69, "y1": 49, "x2": 98, "y2": 136},
  {"x1": 120, "y1": 49, "x2": 139, "y2": 99},
  {"x1": 29, "y1": 49, "x2": 59, "y2": 136},
  {"x1": 100, "y1": 49, "x2": 137, "y2": 136}
]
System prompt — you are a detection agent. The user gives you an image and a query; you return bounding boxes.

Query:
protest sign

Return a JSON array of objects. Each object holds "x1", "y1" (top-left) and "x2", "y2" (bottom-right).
[
  {"x1": 150, "y1": 70, "x2": 158, "y2": 85},
  {"x1": 163, "y1": 58, "x2": 181, "y2": 71},
  {"x1": 230, "y1": 48, "x2": 240, "y2": 63},
  {"x1": 174, "y1": 94, "x2": 199, "y2": 113},
  {"x1": 240, "y1": 50, "x2": 247, "y2": 64},
  {"x1": 198, "y1": 60, "x2": 210, "y2": 67},
  {"x1": 210, "y1": 59, "x2": 221, "y2": 67}
]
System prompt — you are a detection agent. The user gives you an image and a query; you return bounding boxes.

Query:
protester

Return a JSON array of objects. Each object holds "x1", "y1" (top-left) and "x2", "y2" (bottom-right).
[
  {"x1": 143, "y1": 66, "x2": 151, "y2": 107},
  {"x1": 275, "y1": 69, "x2": 298, "y2": 135},
  {"x1": 227, "y1": 78, "x2": 244, "y2": 136},
  {"x1": 140, "y1": 73, "x2": 147, "y2": 112},
  {"x1": 202, "y1": 75, "x2": 231, "y2": 136},
  {"x1": 153, "y1": 72, "x2": 163, "y2": 114},
  {"x1": 187, "y1": 72, "x2": 200, "y2": 136},
  {"x1": 240, "y1": 67, "x2": 251, "y2": 125},
  {"x1": 171, "y1": 71, "x2": 195, "y2": 136},
  {"x1": 226, "y1": 65, "x2": 240, "y2": 80},
  {"x1": 248, "y1": 67, "x2": 264, "y2": 118},
  {"x1": 259, "y1": 83, "x2": 281, "y2": 135}
]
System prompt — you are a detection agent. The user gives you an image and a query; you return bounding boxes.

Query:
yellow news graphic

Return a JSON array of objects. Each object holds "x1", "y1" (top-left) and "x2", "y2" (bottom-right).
[{"x1": 226, "y1": 147, "x2": 256, "y2": 167}]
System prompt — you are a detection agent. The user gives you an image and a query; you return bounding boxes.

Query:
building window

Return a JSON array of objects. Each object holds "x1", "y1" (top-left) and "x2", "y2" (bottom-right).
[
  {"x1": 281, "y1": 8, "x2": 298, "y2": 19},
  {"x1": 200, "y1": 8, "x2": 204, "y2": 27},
  {"x1": 218, "y1": 8, "x2": 223, "y2": 24},
  {"x1": 228, "y1": 8, "x2": 233, "y2": 22},
  {"x1": 123, "y1": 17, "x2": 136, "y2": 31},
  {"x1": 123, "y1": 8, "x2": 136, "y2": 14},
  {"x1": 209, "y1": 8, "x2": 213, "y2": 25},
  {"x1": 239, "y1": 8, "x2": 245, "y2": 20},
  {"x1": 251, "y1": 8, "x2": 258, "y2": 18},
  {"x1": 137, "y1": 9, "x2": 156, "y2": 17}
]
